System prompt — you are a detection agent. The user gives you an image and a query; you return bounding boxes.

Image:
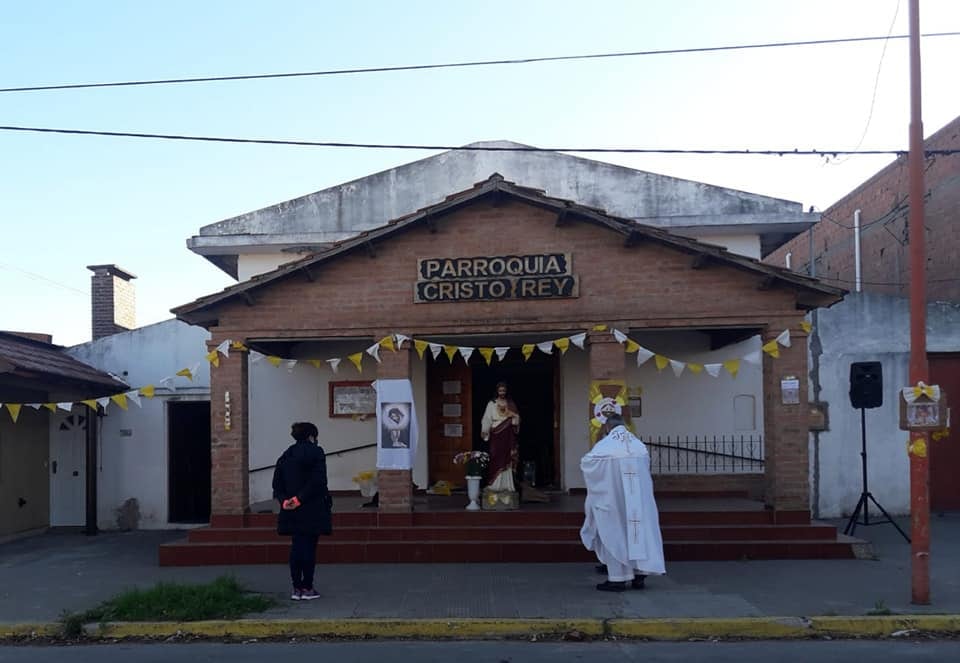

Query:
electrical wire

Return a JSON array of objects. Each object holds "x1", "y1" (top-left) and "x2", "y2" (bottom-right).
[
  {"x1": 2, "y1": 125, "x2": 959, "y2": 156},
  {"x1": 2, "y1": 31, "x2": 959, "y2": 94}
]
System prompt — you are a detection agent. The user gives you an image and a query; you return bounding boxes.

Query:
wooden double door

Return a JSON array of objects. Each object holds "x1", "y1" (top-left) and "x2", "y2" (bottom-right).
[
  {"x1": 426, "y1": 351, "x2": 559, "y2": 488},
  {"x1": 930, "y1": 354, "x2": 960, "y2": 511}
]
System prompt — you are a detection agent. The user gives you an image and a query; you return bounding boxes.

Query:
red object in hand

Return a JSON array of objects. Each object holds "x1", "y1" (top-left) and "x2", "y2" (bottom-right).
[{"x1": 282, "y1": 496, "x2": 301, "y2": 510}]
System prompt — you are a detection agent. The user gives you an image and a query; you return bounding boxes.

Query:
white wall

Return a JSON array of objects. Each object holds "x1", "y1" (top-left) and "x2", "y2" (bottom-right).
[
  {"x1": 561, "y1": 349, "x2": 591, "y2": 490},
  {"x1": 247, "y1": 342, "x2": 429, "y2": 503},
  {"x1": 237, "y1": 253, "x2": 297, "y2": 281},
  {"x1": 56, "y1": 319, "x2": 211, "y2": 529},
  {"x1": 676, "y1": 233, "x2": 762, "y2": 259}
]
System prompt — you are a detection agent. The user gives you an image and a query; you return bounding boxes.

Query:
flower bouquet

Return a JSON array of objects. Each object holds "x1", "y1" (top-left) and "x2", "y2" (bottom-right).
[
  {"x1": 453, "y1": 450, "x2": 490, "y2": 477},
  {"x1": 351, "y1": 470, "x2": 378, "y2": 497}
]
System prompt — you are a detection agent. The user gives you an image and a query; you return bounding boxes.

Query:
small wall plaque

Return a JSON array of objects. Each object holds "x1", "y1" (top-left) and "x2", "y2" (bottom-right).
[
  {"x1": 442, "y1": 403, "x2": 462, "y2": 418},
  {"x1": 444, "y1": 423, "x2": 464, "y2": 437},
  {"x1": 442, "y1": 380, "x2": 461, "y2": 395}
]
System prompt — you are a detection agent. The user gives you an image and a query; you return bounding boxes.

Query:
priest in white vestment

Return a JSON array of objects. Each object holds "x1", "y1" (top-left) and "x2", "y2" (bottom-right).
[{"x1": 580, "y1": 414, "x2": 665, "y2": 591}]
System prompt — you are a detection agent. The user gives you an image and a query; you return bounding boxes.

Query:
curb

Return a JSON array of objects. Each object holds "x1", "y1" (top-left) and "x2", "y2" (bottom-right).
[{"x1": 4, "y1": 615, "x2": 960, "y2": 641}]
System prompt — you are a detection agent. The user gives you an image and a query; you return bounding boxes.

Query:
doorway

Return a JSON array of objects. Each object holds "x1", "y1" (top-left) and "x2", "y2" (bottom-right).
[
  {"x1": 168, "y1": 401, "x2": 211, "y2": 523},
  {"x1": 930, "y1": 354, "x2": 960, "y2": 511}
]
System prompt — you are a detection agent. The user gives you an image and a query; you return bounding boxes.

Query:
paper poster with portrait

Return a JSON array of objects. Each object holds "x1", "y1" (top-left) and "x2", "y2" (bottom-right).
[{"x1": 374, "y1": 379, "x2": 419, "y2": 470}]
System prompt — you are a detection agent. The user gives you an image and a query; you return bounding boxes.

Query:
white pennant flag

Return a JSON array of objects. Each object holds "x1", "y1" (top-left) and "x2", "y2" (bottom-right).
[
  {"x1": 743, "y1": 350, "x2": 762, "y2": 365},
  {"x1": 158, "y1": 376, "x2": 175, "y2": 390},
  {"x1": 216, "y1": 340, "x2": 231, "y2": 357},
  {"x1": 27, "y1": 403, "x2": 42, "y2": 410},
  {"x1": 494, "y1": 346, "x2": 509, "y2": 361},
  {"x1": 96, "y1": 397, "x2": 111, "y2": 409},
  {"x1": 429, "y1": 343, "x2": 443, "y2": 360},
  {"x1": 394, "y1": 334, "x2": 410, "y2": 349},
  {"x1": 636, "y1": 347, "x2": 655, "y2": 366},
  {"x1": 669, "y1": 359, "x2": 686, "y2": 377},
  {"x1": 570, "y1": 332, "x2": 587, "y2": 349},
  {"x1": 284, "y1": 359, "x2": 298, "y2": 372},
  {"x1": 250, "y1": 351, "x2": 265, "y2": 364},
  {"x1": 125, "y1": 390, "x2": 142, "y2": 408},
  {"x1": 776, "y1": 329, "x2": 792, "y2": 347},
  {"x1": 704, "y1": 363, "x2": 722, "y2": 378},
  {"x1": 366, "y1": 342, "x2": 382, "y2": 363},
  {"x1": 57, "y1": 402, "x2": 73, "y2": 411},
  {"x1": 613, "y1": 329, "x2": 628, "y2": 344},
  {"x1": 458, "y1": 347, "x2": 475, "y2": 363},
  {"x1": 326, "y1": 358, "x2": 341, "y2": 373},
  {"x1": 536, "y1": 341, "x2": 554, "y2": 355}
]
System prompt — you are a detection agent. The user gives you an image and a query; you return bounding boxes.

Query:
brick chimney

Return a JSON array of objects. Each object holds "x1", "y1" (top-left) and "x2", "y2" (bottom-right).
[{"x1": 87, "y1": 264, "x2": 137, "y2": 340}]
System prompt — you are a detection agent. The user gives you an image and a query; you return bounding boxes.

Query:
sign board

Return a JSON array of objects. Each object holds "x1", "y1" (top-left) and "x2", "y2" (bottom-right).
[
  {"x1": 329, "y1": 381, "x2": 377, "y2": 418},
  {"x1": 414, "y1": 253, "x2": 579, "y2": 303}
]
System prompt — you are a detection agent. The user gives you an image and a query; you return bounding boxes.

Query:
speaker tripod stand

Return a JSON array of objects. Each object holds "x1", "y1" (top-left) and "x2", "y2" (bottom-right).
[{"x1": 843, "y1": 407, "x2": 911, "y2": 542}]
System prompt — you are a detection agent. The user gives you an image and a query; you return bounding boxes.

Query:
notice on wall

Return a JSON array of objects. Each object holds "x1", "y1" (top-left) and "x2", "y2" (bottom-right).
[{"x1": 781, "y1": 376, "x2": 800, "y2": 405}]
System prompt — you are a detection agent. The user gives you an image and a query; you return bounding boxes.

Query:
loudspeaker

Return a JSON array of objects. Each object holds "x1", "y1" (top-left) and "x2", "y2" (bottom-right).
[{"x1": 849, "y1": 362, "x2": 883, "y2": 409}]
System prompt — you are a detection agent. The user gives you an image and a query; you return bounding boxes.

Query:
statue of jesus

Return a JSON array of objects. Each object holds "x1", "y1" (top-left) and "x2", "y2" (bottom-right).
[{"x1": 481, "y1": 381, "x2": 520, "y2": 492}]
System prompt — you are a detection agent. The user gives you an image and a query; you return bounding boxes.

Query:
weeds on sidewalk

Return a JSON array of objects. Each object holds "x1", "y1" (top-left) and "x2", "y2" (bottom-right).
[
  {"x1": 866, "y1": 600, "x2": 893, "y2": 616},
  {"x1": 59, "y1": 575, "x2": 272, "y2": 636}
]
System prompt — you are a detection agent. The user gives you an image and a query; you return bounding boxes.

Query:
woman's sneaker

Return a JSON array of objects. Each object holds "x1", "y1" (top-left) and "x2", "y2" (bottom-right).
[
  {"x1": 290, "y1": 588, "x2": 302, "y2": 601},
  {"x1": 300, "y1": 588, "x2": 320, "y2": 600}
]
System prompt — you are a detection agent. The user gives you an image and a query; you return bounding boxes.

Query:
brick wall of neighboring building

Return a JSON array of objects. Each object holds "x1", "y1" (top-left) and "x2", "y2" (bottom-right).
[
  {"x1": 88, "y1": 265, "x2": 137, "y2": 340},
  {"x1": 767, "y1": 116, "x2": 960, "y2": 302}
]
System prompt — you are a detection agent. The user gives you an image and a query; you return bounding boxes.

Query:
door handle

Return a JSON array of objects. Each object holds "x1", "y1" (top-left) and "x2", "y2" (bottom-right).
[{"x1": 51, "y1": 460, "x2": 57, "y2": 474}]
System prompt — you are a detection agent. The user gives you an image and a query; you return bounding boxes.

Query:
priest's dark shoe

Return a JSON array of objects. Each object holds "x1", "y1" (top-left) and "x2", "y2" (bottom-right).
[
  {"x1": 595, "y1": 564, "x2": 607, "y2": 575},
  {"x1": 595, "y1": 580, "x2": 627, "y2": 592},
  {"x1": 631, "y1": 576, "x2": 646, "y2": 590}
]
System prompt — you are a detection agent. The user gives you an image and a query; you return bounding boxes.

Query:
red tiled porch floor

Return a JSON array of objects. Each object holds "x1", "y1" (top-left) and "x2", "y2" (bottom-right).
[{"x1": 159, "y1": 493, "x2": 865, "y2": 566}]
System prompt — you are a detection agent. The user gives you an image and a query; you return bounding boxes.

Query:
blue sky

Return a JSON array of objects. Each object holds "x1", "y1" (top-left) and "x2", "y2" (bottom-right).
[{"x1": 2, "y1": 0, "x2": 958, "y2": 346}]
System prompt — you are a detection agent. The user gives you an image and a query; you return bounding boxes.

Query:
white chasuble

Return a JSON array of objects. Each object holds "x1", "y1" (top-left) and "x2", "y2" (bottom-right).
[{"x1": 579, "y1": 426, "x2": 666, "y2": 576}]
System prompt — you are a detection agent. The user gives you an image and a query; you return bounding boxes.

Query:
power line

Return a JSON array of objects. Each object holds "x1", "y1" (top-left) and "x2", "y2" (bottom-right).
[
  {"x1": 3, "y1": 125, "x2": 960, "y2": 156},
  {"x1": 0, "y1": 263, "x2": 88, "y2": 296},
  {"x1": 2, "y1": 31, "x2": 959, "y2": 94}
]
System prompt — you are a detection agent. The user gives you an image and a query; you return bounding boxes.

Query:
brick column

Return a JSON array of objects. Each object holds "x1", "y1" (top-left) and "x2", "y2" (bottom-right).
[
  {"x1": 762, "y1": 324, "x2": 810, "y2": 515},
  {"x1": 588, "y1": 330, "x2": 626, "y2": 382},
  {"x1": 376, "y1": 337, "x2": 414, "y2": 513},
  {"x1": 209, "y1": 338, "x2": 249, "y2": 523}
]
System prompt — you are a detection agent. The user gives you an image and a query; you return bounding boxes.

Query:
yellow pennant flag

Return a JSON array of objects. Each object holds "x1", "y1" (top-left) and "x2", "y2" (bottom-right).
[
  {"x1": 110, "y1": 394, "x2": 129, "y2": 411},
  {"x1": 176, "y1": 367, "x2": 194, "y2": 380},
  {"x1": 521, "y1": 344, "x2": 535, "y2": 361},
  {"x1": 231, "y1": 341, "x2": 248, "y2": 351},
  {"x1": 82, "y1": 399, "x2": 99, "y2": 411},
  {"x1": 266, "y1": 356, "x2": 282, "y2": 367},
  {"x1": 43, "y1": 403, "x2": 58, "y2": 413},
  {"x1": 554, "y1": 338, "x2": 570, "y2": 355},
  {"x1": 592, "y1": 324, "x2": 608, "y2": 332},
  {"x1": 139, "y1": 385, "x2": 156, "y2": 399},
  {"x1": 479, "y1": 347, "x2": 495, "y2": 365},
  {"x1": 379, "y1": 335, "x2": 396, "y2": 352},
  {"x1": 347, "y1": 352, "x2": 363, "y2": 372},
  {"x1": 414, "y1": 339, "x2": 429, "y2": 360},
  {"x1": 800, "y1": 321, "x2": 813, "y2": 334},
  {"x1": 687, "y1": 363, "x2": 704, "y2": 374},
  {"x1": 308, "y1": 359, "x2": 323, "y2": 369},
  {"x1": 443, "y1": 345, "x2": 458, "y2": 363},
  {"x1": 624, "y1": 340, "x2": 641, "y2": 354},
  {"x1": 654, "y1": 355, "x2": 669, "y2": 371},
  {"x1": 5, "y1": 403, "x2": 22, "y2": 423},
  {"x1": 205, "y1": 350, "x2": 220, "y2": 367},
  {"x1": 762, "y1": 340, "x2": 780, "y2": 358},
  {"x1": 723, "y1": 359, "x2": 741, "y2": 377}
]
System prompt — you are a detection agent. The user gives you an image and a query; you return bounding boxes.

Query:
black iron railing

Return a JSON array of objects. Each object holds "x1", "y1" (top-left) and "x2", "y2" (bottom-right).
[
  {"x1": 248, "y1": 442, "x2": 376, "y2": 474},
  {"x1": 642, "y1": 434, "x2": 764, "y2": 474}
]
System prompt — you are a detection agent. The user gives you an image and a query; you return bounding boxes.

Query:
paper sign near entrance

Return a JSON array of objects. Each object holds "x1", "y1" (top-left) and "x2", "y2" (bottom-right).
[{"x1": 780, "y1": 376, "x2": 800, "y2": 405}]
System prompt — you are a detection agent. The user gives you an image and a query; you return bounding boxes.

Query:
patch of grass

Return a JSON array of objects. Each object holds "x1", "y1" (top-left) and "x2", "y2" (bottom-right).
[
  {"x1": 72, "y1": 576, "x2": 273, "y2": 626},
  {"x1": 866, "y1": 600, "x2": 893, "y2": 616}
]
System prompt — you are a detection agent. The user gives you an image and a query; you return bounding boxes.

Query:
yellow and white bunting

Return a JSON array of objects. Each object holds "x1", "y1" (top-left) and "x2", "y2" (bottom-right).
[
  {"x1": 570, "y1": 332, "x2": 587, "y2": 349},
  {"x1": 479, "y1": 347, "x2": 495, "y2": 365},
  {"x1": 326, "y1": 358, "x2": 341, "y2": 373},
  {"x1": 443, "y1": 345, "x2": 458, "y2": 363},
  {"x1": 365, "y1": 342, "x2": 382, "y2": 363},
  {"x1": 458, "y1": 347, "x2": 475, "y2": 363},
  {"x1": 347, "y1": 352, "x2": 364, "y2": 373},
  {"x1": 414, "y1": 339, "x2": 429, "y2": 360},
  {"x1": 669, "y1": 359, "x2": 686, "y2": 377},
  {"x1": 554, "y1": 337, "x2": 570, "y2": 355},
  {"x1": 494, "y1": 347, "x2": 510, "y2": 361},
  {"x1": 536, "y1": 341, "x2": 554, "y2": 355},
  {"x1": 636, "y1": 347, "x2": 654, "y2": 366},
  {"x1": 521, "y1": 344, "x2": 535, "y2": 361}
]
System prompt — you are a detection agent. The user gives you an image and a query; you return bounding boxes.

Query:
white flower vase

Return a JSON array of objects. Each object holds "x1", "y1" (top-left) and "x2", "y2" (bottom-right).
[{"x1": 465, "y1": 476, "x2": 482, "y2": 511}]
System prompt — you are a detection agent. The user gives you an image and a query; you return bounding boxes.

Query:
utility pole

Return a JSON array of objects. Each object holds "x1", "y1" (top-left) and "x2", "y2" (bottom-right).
[{"x1": 907, "y1": 0, "x2": 930, "y2": 605}]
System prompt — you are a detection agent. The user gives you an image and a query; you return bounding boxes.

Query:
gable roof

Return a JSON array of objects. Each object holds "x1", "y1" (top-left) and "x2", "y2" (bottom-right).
[
  {"x1": 173, "y1": 174, "x2": 844, "y2": 326},
  {"x1": 0, "y1": 331, "x2": 128, "y2": 397}
]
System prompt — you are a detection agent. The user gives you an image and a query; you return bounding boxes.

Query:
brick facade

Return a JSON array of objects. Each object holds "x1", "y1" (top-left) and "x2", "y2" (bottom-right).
[
  {"x1": 766, "y1": 115, "x2": 960, "y2": 303},
  {"x1": 376, "y1": 341, "x2": 414, "y2": 512},
  {"x1": 209, "y1": 337, "x2": 249, "y2": 516},
  {"x1": 197, "y1": 192, "x2": 837, "y2": 515}
]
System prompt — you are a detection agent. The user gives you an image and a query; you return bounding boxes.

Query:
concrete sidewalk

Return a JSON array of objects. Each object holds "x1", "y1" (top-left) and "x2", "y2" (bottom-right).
[{"x1": 2, "y1": 513, "x2": 959, "y2": 639}]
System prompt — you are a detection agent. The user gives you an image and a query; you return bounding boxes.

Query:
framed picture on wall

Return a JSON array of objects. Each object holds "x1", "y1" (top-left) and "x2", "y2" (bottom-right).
[{"x1": 329, "y1": 381, "x2": 377, "y2": 418}]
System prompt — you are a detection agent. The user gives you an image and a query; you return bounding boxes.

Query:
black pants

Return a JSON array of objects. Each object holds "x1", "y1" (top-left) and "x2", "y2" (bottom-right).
[{"x1": 289, "y1": 533, "x2": 319, "y2": 589}]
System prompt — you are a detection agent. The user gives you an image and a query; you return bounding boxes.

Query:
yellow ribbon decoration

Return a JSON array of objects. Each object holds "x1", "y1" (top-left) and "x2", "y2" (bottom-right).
[
  {"x1": 414, "y1": 339, "x2": 429, "y2": 360},
  {"x1": 479, "y1": 347, "x2": 495, "y2": 365},
  {"x1": 521, "y1": 344, "x2": 535, "y2": 361},
  {"x1": 5, "y1": 403, "x2": 22, "y2": 423},
  {"x1": 723, "y1": 359, "x2": 741, "y2": 377},
  {"x1": 140, "y1": 385, "x2": 156, "y2": 399},
  {"x1": 266, "y1": 356, "x2": 282, "y2": 368},
  {"x1": 800, "y1": 321, "x2": 813, "y2": 334},
  {"x1": 624, "y1": 340, "x2": 641, "y2": 354},
  {"x1": 176, "y1": 367, "x2": 194, "y2": 380},
  {"x1": 554, "y1": 338, "x2": 570, "y2": 355},
  {"x1": 82, "y1": 399, "x2": 99, "y2": 411},
  {"x1": 687, "y1": 363, "x2": 704, "y2": 374},
  {"x1": 443, "y1": 345, "x2": 458, "y2": 363},
  {"x1": 110, "y1": 394, "x2": 129, "y2": 411},
  {"x1": 380, "y1": 335, "x2": 397, "y2": 352},
  {"x1": 762, "y1": 340, "x2": 780, "y2": 358},
  {"x1": 913, "y1": 384, "x2": 936, "y2": 399},
  {"x1": 654, "y1": 355, "x2": 669, "y2": 371},
  {"x1": 908, "y1": 437, "x2": 928, "y2": 458},
  {"x1": 205, "y1": 350, "x2": 220, "y2": 367},
  {"x1": 347, "y1": 352, "x2": 364, "y2": 373}
]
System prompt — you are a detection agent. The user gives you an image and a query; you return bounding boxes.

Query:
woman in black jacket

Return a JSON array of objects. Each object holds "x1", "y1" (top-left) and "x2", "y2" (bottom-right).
[{"x1": 272, "y1": 421, "x2": 332, "y2": 601}]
